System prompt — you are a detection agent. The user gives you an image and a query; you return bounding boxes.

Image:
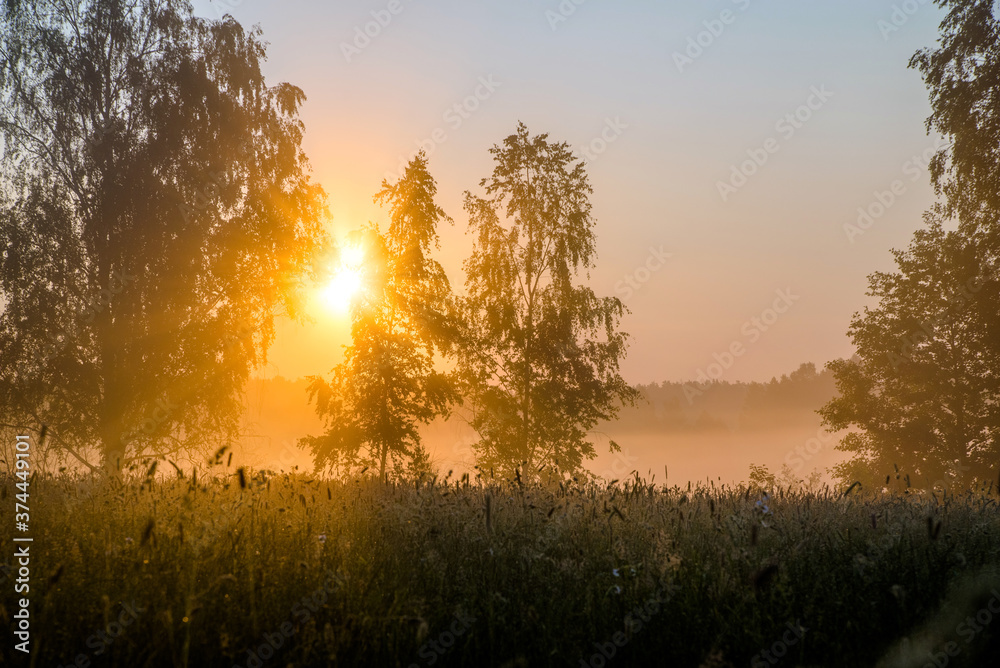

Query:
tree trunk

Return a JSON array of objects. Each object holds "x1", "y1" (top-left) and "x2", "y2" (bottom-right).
[
  {"x1": 379, "y1": 443, "x2": 388, "y2": 482},
  {"x1": 98, "y1": 343, "x2": 128, "y2": 479},
  {"x1": 100, "y1": 422, "x2": 126, "y2": 478}
]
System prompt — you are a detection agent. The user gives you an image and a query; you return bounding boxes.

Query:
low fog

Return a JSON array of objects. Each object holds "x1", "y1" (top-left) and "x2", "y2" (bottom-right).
[{"x1": 238, "y1": 362, "x2": 844, "y2": 488}]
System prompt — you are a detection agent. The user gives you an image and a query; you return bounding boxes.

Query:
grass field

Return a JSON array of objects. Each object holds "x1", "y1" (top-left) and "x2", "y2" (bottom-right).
[{"x1": 2, "y1": 470, "x2": 1000, "y2": 667}]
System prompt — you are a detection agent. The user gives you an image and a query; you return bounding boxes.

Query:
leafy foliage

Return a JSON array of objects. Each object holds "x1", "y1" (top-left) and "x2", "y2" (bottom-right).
[
  {"x1": 822, "y1": 1, "x2": 1000, "y2": 490},
  {"x1": 910, "y1": 0, "x2": 1000, "y2": 251},
  {"x1": 457, "y1": 123, "x2": 639, "y2": 480},
  {"x1": 0, "y1": 1, "x2": 328, "y2": 472},
  {"x1": 821, "y1": 223, "x2": 998, "y2": 488},
  {"x1": 302, "y1": 153, "x2": 457, "y2": 480}
]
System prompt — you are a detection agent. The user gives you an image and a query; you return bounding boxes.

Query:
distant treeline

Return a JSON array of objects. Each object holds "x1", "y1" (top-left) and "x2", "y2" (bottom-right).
[
  {"x1": 609, "y1": 362, "x2": 837, "y2": 433},
  {"x1": 243, "y1": 362, "x2": 839, "y2": 448}
]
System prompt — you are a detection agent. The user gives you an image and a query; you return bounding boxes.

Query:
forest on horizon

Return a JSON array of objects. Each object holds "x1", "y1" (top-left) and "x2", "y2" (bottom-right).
[{"x1": 233, "y1": 362, "x2": 839, "y2": 486}]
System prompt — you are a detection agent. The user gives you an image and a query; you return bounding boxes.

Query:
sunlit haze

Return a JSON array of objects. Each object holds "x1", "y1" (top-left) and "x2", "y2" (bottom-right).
[
  {"x1": 193, "y1": 0, "x2": 944, "y2": 385},
  {"x1": 321, "y1": 243, "x2": 366, "y2": 313}
]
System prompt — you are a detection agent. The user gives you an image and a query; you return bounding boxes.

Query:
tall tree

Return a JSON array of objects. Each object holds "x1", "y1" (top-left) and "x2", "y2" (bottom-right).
[
  {"x1": 458, "y1": 122, "x2": 638, "y2": 481},
  {"x1": 0, "y1": 1, "x2": 328, "y2": 474},
  {"x1": 819, "y1": 222, "x2": 996, "y2": 488},
  {"x1": 821, "y1": 0, "x2": 1000, "y2": 490},
  {"x1": 910, "y1": 0, "x2": 1000, "y2": 253},
  {"x1": 301, "y1": 153, "x2": 457, "y2": 480},
  {"x1": 910, "y1": 0, "x2": 1000, "y2": 355}
]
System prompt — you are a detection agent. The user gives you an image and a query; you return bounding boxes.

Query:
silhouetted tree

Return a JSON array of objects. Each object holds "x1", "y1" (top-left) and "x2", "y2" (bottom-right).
[
  {"x1": 820, "y1": 223, "x2": 996, "y2": 488},
  {"x1": 821, "y1": 1, "x2": 1000, "y2": 489},
  {"x1": 910, "y1": 0, "x2": 1000, "y2": 356},
  {"x1": 0, "y1": 1, "x2": 328, "y2": 474},
  {"x1": 911, "y1": 0, "x2": 1000, "y2": 259},
  {"x1": 458, "y1": 123, "x2": 638, "y2": 481},
  {"x1": 302, "y1": 153, "x2": 457, "y2": 480}
]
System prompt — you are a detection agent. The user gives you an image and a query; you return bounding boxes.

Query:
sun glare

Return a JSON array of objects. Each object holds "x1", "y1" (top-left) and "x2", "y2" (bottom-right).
[{"x1": 321, "y1": 243, "x2": 365, "y2": 313}]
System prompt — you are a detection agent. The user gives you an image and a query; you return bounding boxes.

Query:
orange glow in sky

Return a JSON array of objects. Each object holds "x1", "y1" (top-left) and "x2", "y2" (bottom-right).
[
  {"x1": 321, "y1": 243, "x2": 366, "y2": 313},
  {"x1": 192, "y1": 0, "x2": 949, "y2": 385}
]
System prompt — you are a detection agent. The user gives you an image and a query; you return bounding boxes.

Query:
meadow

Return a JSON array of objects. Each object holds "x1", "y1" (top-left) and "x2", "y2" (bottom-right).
[{"x1": 3, "y1": 469, "x2": 1000, "y2": 667}]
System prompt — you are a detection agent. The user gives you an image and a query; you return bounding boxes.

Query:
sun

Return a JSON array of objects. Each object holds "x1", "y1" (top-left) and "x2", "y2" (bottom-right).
[
  {"x1": 321, "y1": 243, "x2": 365, "y2": 313},
  {"x1": 322, "y1": 268, "x2": 362, "y2": 312}
]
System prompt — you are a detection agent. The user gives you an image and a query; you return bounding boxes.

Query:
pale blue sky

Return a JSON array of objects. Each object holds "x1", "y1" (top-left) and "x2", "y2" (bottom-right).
[{"x1": 194, "y1": 0, "x2": 946, "y2": 384}]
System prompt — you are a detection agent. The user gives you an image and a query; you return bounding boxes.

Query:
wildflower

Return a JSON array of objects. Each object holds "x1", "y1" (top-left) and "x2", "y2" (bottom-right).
[
  {"x1": 755, "y1": 493, "x2": 772, "y2": 515},
  {"x1": 754, "y1": 494, "x2": 773, "y2": 527},
  {"x1": 612, "y1": 568, "x2": 621, "y2": 577},
  {"x1": 318, "y1": 534, "x2": 327, "y2": 544},
  {"x1": 125, "y1": 537, "x2": 133, "y2": 544}
]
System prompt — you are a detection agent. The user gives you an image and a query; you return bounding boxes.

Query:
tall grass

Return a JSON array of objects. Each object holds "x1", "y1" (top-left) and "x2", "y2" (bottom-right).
[{"x1": 2, "y1": 471, "x2": 999, "y2": 666}]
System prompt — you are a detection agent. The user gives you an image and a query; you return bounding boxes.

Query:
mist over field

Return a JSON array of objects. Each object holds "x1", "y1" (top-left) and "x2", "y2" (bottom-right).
[{"x1": 238, "y1": 364, "x2": 844, "y2": 487}]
